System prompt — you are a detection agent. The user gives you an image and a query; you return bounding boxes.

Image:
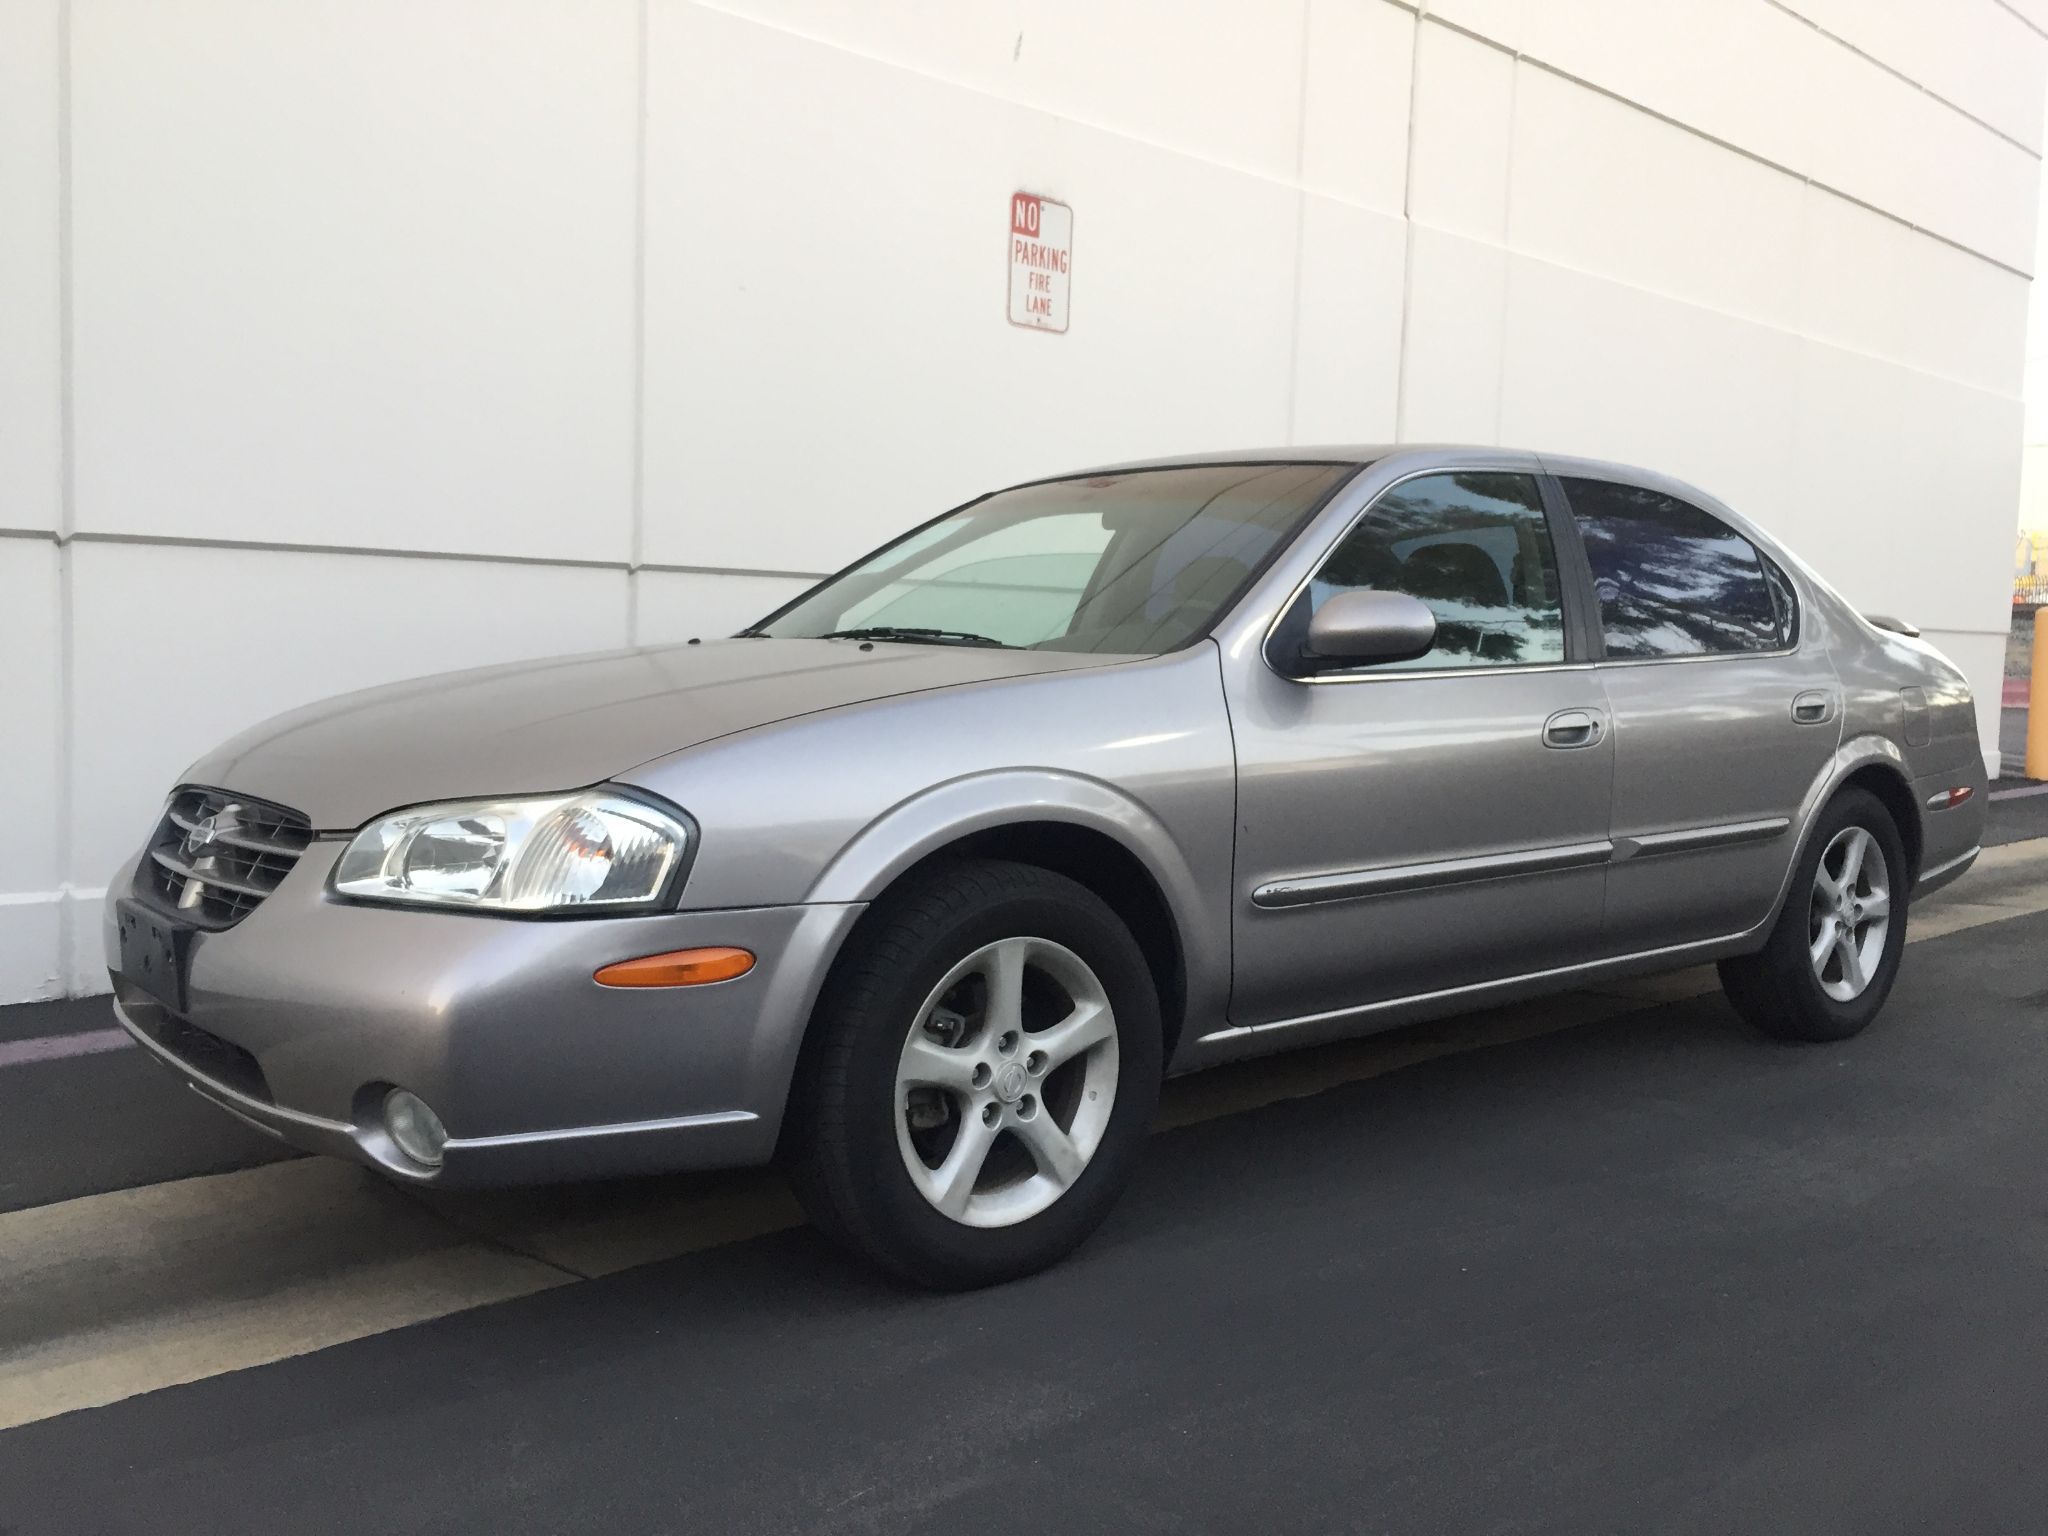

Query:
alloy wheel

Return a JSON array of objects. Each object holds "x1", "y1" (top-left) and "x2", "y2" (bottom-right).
[
  {"x1": 893, "y1": 936, "x2": 1119, "y2": 1229},
  {"x1": 1808, "y1": 825, "x2": 1891, "y2": 1003}
]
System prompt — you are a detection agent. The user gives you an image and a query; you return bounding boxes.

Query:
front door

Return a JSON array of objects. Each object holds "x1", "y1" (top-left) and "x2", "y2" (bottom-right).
[
  {"x1": 1224, "y1": 467, "x2": 1615, "y2": 1034},
  {"x1": 1550, "y1": 473, "x2": 1841, "y2": 950}
]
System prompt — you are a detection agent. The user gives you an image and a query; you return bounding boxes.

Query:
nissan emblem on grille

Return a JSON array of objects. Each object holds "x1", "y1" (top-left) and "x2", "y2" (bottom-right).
[
  {"x1": 142, "y1": 788, "x2": 314, "y2": 929},
  {"x1": 181, "y1": 814, "x2": 221, "y2": 859}
]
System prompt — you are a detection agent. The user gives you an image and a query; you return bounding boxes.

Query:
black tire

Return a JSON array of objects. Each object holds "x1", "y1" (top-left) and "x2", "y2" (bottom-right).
[
  {"x1": 782, "y1": 858, "x2": 1163, "y2": 1290},
  {"x1": 1718, "y1": 786, "x2": 1910, "y2": 1043}
]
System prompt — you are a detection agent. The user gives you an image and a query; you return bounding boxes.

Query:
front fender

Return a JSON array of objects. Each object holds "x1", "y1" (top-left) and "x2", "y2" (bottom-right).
[
  {"x1": 804, "y1": 767, "x2": 1230, "y2": 1061},
  {"x1": 807, "y1": 767, "x2": 1199, "y2": 911}
]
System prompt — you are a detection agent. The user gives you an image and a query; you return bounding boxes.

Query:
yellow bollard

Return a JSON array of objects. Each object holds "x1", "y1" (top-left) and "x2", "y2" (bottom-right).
[{"x1": 2029, "y1": 608, "x2": 2048, "y2": 780}]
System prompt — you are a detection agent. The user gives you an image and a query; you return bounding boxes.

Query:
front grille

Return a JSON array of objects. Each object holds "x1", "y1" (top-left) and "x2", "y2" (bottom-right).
[{"x1": 142, "y1": 786, "x2": 313, "y2": 929}]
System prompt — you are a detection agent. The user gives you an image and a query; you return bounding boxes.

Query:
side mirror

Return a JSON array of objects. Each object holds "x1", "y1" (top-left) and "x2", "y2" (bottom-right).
[{"x1": 1297, "y1": 590, "x2": 1437, "y2": 673}]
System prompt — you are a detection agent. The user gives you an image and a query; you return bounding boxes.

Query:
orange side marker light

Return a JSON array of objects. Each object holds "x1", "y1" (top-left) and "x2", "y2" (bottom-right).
[{"x1": 594, "y1": 946, "x2": 756, "y2": 988}]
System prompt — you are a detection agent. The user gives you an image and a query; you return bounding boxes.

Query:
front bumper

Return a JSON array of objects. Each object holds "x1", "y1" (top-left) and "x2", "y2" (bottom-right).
[{"x1": 104, "y1": 845, "x2": 863, "y2": 1185}]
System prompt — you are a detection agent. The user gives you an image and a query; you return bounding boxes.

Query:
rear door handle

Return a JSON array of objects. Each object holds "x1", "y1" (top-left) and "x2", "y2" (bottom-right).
[
  {"x1": 1543, "y1": 708, "x2": 1604, "y2": 749},
  {"x1": 1792, "y1": 691, "x2": 1835, "y2": 725}
]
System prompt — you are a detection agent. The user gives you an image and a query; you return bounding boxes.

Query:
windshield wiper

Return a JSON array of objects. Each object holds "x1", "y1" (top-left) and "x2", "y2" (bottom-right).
[{"x1": 817, "y1": 626, "x2": 1013, "y2": 649}]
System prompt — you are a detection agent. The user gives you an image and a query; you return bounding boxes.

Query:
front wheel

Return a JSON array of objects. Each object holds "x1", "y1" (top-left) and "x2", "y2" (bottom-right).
[
  {"x1": 1719, "y1": 786, "x2": 1909, "y2": 1043},
  {"x1": 783, "y1": 859, "x2": 1162, "y2": 1289}
]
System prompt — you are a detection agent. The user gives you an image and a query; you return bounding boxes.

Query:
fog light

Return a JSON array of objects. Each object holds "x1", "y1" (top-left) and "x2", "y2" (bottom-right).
[{"x1": 383, "y1": 1088, "x2": 448, "y2": 1167}]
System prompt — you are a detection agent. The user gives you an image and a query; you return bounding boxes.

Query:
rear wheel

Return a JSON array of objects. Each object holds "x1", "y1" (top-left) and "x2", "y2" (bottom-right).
[
  {"x1": 1719, "y1": 787, "x2": 1908, "y2": 1043},
  {"x1": 784, "y1": 859, "x2": 1162, "y2": 1289}
]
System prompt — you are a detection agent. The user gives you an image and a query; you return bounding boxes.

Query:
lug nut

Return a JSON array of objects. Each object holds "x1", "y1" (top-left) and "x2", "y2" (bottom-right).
[
  {"x1": 971, "y1": 1063, "x2": 992, "y2": 1089},
  {"x1": 1025, "y1": 1050, "x2": 1047, "y2": 1076},
  {"x1": 981, "y1": 1103, "x2": 1001, "y2": 1127}
]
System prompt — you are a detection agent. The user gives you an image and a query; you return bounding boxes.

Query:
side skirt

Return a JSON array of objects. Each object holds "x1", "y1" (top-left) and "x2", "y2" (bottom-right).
[{"x1": 1181, "y1": 928, "x2": 1763, "y2": 1067}]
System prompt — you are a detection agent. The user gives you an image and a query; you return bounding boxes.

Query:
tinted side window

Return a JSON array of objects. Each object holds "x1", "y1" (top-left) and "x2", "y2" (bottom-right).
[
  {"x1": 1288, "y1": 471, "x2": 1565, "y2": 670},
  {"x1": 1560, "y1": 478, "x2": 1781, "y2": 659}
]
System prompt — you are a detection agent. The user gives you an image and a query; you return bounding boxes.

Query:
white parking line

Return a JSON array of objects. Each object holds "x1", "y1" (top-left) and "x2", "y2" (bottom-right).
[{"x1": 0, "y1": 1029, "x2": 134, "y2": 1069}]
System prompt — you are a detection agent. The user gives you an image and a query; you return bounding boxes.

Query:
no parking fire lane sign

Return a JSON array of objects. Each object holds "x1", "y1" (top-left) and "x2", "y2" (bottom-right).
[{"x1": 1008, "y1": 192, "x2": 1072, "y2": 333}]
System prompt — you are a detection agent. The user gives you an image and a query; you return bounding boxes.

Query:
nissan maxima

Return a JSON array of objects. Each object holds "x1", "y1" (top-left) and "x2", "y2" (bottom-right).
[{"x1": 106, "y1": 446, "x2": 1985, "y2": 1287}]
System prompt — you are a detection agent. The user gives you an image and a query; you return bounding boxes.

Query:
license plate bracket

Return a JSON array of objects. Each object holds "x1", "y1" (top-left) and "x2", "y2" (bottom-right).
[{"x1": 115, "y1": 897, "x2": 192, "y2": 1013}]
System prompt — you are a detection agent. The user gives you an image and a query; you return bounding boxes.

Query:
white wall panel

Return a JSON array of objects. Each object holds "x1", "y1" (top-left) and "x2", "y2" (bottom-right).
[
  {"x1": 1785, "y1": 341, "x2": 1913, "y2": 571},
  {"x1": 67, "y1": 545, "x2": 629, "y2": 890},
  {"x1": 68, "y1": 0, "x2": 639, "y2": 562},
  {"x1": 1498, "y1": 256, "x2": 1801, "y2": 530},
  {"x1": 0, "y1": 0, "x2": 61, "y2": 534},
  {"x1": 1407, "y1": 22, "x2": 1515, "y2": 244},
  {"x1": 1792, "y1": 30, "x2": 2038, "y2": 276},
  {"x1": 0, "y1": 897, "x2": 63, "y2": 1004},
  {"x1": 1399, "y1": 226, "x2": 1507, "y2": 444},
  {"x1": 643, "y1": 4, "x2": 1298, "y2": 576},
  {"x1": 1796, "y1": 189, "x2": 1916, "y2": 367},
  {"x1": 1509, "y1": 65, "x2": 1803, "y2": 332},
  {"x1": 1776, "y1": 0, "x2": 2048, "y2": 153},
  {"x1": 2007, "y1": 0, "x2": 2048, "y2": 38},
  {"x1": 0, "y1": 540, "x2": 63, "y2": 1000},
  {"x1": 1897, "y1": 235, "x2": 2032, "y2": 396},
  {"x1": 1511, "y1": 0, "x2": 2036, "y2": 271},
  {"x1": 1788, "y1": 344, "x2": 2019, "y2": 636},
  {"x1": 1289, "y1": 197, "x2": 1404, "y2": 444},
  {"x1": 632, "y1": 570, "x2": 815, "y2": 647},
  {"x1": 1891, "y1": 369, "x2": 2027, "y2": 627},
  {"x1": 699, "y1": 0, "x2": 1309, "y2": 184},
  {"x1": 1425, "y1": 0, "x2": 1526, "y2": 53},
  {"x1": 1300, "y1": 0, "x2": 1413, "y2": 216},
  {"x1": 1518, "y1": 0, "x2": 1814, "y2": 176},
  {"x1": 1918, "y1": 629, "x2": 2009, "y2": 773}
]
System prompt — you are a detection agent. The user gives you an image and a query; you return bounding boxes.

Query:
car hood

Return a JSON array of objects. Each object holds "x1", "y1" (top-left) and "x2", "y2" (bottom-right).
[{"x1": 186, "y1": 639, "x2": 1117, "y2": 829}]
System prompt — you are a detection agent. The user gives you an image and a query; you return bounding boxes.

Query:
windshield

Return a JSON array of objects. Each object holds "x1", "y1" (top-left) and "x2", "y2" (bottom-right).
[{"x1": 750, "y1": 462, "x2": 1356, "y2": 653}]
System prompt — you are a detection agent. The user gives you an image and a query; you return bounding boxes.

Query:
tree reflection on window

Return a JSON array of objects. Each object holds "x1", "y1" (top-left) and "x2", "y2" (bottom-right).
[
  {"x1": 1560, "y1": 480, "x2": 1780, "y2": 658},
  {"x1": 1308, "y1": 472, "x2": 1565, "y2": 670}
]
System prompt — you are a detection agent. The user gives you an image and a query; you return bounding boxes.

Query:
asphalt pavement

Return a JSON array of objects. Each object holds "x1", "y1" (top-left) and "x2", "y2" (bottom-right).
[{"x1": 2, "y1": 832, "x2": 2046, "y2": 1532}]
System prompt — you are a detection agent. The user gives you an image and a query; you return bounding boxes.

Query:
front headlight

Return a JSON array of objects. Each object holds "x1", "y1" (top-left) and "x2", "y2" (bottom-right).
[{"x1": 331, "y1": 790, "x2": 691, "y2": 914}]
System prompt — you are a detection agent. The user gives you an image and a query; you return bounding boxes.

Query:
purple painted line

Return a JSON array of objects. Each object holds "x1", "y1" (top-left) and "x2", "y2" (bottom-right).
[
  {"x1": 1990, "y1": 783, "x2": 2048, "y2": 802},
  {"x1": 0, "y1": 1028, "x2": 136, "y2": 1068}
]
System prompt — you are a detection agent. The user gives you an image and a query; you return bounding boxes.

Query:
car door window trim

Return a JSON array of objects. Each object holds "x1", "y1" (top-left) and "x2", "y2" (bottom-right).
[{"x1": 1535, "y1": 471, "x2": 1605, "y2": 664}]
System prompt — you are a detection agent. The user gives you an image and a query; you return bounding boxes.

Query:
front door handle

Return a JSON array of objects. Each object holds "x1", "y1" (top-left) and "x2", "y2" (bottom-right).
[
  {"x1": 1543, "y1": 709, "x2": 1604, "y2": 749},
  {"x1": 1791, "y1": 690, "x2": 1835, "y2": 725}
]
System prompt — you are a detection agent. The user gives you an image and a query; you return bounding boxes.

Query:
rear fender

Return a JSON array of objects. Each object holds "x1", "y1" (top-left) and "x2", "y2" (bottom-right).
[{"x1": 1751, "y1": 734, "x2": 1913, "y2": 939}]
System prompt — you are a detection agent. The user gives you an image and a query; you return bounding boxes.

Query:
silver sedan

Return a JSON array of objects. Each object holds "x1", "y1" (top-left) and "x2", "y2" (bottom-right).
[{"x1": 105, "y1": 446, "x2": 1985, "y2": 1286}]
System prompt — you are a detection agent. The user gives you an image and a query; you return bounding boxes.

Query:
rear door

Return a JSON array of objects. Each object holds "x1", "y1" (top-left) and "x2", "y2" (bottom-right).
[{"x1": 1549, "y1": 472, "x2": 1839, "y2": 951}]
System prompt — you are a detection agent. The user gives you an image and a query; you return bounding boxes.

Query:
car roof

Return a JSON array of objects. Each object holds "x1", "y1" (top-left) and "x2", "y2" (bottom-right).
[
  {"x1": 1070, "y1": 445, "x2": 1398, "y2": 474},
  {"x1": 1051, "y1": 445, "x2": 1777, "y2": 553},
  {"x1": 1064, "y1": 445, "x2": 1730, "y2": 512}
]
